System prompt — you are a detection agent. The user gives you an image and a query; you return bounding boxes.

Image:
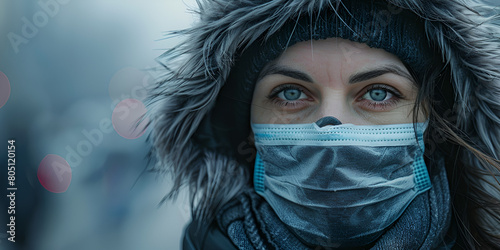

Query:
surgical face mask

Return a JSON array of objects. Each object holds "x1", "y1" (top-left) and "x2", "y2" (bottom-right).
[{"x1": 252, "y1": 118, "x2": 431, "y2": 248}]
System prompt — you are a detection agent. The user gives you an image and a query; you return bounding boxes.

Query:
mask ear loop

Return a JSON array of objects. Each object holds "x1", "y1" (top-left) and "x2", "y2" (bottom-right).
[
  {"x1": 254, "y1": 153, "x2": 266, "y2": 195},
  {"x1": 413, "y1": 147, "x2": 432, "y2": 192},
  {"x1": 412, "y1": 121, "x2": 432, "y2": 192}
]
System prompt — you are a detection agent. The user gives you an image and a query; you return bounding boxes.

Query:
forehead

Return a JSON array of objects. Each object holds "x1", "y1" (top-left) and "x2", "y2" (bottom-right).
[{"x1": 273, "y1": 38, "x2": 406, "y2": 78}]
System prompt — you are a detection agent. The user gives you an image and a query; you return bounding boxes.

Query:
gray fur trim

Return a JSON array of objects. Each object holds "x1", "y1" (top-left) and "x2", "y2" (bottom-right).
[{"x1": 147, "y1": 0, "x2": 500, "y2": 245}]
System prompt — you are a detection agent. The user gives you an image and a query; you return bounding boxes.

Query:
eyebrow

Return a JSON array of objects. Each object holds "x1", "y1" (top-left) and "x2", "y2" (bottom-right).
[
  {"x1": 257, "y1": 63, "x2": 415, "y2": 85},
  {"x1": 257, "y1": 64, "x2": 314, "y2": 83},
  {"x1": 349, "y1": 65, "x2": 415, "y2": 85}
]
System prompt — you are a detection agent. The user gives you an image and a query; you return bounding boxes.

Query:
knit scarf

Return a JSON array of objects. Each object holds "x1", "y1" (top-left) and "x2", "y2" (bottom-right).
[{"x1": 216, "y1": 160, "x2": 453, "y2": 249}]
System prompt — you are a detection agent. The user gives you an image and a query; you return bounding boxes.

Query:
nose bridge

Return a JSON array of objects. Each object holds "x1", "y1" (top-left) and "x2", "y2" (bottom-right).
[{"x1": 317, "y1": 93, "x2": 351, "y2": 123}]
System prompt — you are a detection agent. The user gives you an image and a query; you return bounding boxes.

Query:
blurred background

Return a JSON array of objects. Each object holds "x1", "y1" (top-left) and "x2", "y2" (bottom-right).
[{"x1": 0, "y1": 1, "x2": 197, "y2": 249}]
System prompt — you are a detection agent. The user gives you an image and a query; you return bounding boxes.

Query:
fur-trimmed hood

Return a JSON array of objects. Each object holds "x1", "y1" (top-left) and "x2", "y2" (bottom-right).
[{"x1": 147, "y1": 0, "x2": 500, "y2": 247}]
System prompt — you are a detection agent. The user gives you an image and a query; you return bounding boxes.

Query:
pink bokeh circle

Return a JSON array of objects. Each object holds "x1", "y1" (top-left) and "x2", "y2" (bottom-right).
[
  {"x1": 38, "y1": 154, "x2": 72, "y2": 193},
  {"x1": 0, "y1": 71, "x2": 11, "y2": 109},
  {"x1": 112, "y1": 98, "x2": 148, "y2": 139}
]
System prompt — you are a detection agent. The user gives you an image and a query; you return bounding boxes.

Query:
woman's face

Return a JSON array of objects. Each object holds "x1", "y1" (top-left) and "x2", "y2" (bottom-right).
[{"x1": 251, "y1": 38, "x2": 425, "y2": 125}]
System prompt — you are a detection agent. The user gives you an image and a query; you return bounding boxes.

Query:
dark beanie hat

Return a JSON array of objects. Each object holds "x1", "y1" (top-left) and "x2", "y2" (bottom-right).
[{"x1": 196, "y1": 0, "x2": 434, "y2": 163}]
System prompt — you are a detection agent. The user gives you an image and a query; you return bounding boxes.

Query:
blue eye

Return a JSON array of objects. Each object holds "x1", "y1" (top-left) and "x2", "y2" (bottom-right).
[
  {"x1": 369, "y1": 89, "x2": 387, "y2": 101},
  {"x1": 277, "y1": 88, "x2": 307, "y2": 101},
  {"x1": 363, "y1": 88, "x2": 393, "y2": 102}
]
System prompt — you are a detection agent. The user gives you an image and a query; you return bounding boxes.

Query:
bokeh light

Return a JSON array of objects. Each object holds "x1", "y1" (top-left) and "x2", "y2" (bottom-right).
[
  {"x1": 38, "y1": 154, "x2": 72, "y2": 193},
  {"x1": 111, "y1": 98, "x2": 148, "y2": 139},
  {"x1": 0, "y1": 71, "x2": 11, "y2": 108}
]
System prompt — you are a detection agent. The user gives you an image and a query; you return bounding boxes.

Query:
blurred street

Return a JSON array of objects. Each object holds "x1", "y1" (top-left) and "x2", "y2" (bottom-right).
[{"x1": 0, "y1": 1, "x2": 196, "y2": 249}]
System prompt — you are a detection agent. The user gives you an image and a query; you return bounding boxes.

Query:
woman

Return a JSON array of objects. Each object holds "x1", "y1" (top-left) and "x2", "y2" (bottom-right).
[{"x1": 147, "y1": 0, "x2": 500, "y2": 249}]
